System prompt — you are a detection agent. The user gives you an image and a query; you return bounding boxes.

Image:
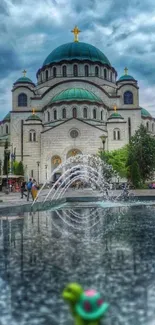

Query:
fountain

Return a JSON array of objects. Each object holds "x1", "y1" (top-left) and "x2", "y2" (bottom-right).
[
  {"x1": 0, "y1": 155, "x2": 155, "y2": 325},
  {"x1": 32, "y1": 154, "x2": 115, "y2": 207}
]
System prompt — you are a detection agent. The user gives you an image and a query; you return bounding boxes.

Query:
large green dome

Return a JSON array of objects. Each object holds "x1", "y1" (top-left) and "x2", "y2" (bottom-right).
[
  {"x1": 141, "y1": 107, "x2": 152, "y2": 118},
  {"x1": 49, "y1": 88, "x2": 103, "y2": 104},
  {"x1": 43, "y1": 42, "x2": 111, "y2": 67}
]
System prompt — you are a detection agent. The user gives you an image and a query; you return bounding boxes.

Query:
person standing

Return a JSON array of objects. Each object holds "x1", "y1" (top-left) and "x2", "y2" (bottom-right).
[
  {"x1": 21, "y1": 180, "x2": 27, "y2": 199},
  {"x1": 31, "y1": 179, "x2": 38, "y2": 201},
  {"x1": 26, "y1": 178, "x2": 33, "y2": 201}
]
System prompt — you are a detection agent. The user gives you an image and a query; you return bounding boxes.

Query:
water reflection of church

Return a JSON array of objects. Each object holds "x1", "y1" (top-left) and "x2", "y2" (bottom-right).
[
  {"x1": 0, "y1": 207, "x2": 153, "y2": 324},
  {"x1": 1, "y1": 26, "x2": 154, "y2": 183}
]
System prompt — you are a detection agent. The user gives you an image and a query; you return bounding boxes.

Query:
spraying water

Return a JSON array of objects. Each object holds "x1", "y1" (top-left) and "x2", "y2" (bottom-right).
[{"x1": 32, "y1": 154, "x2": 115, "y2": 206}]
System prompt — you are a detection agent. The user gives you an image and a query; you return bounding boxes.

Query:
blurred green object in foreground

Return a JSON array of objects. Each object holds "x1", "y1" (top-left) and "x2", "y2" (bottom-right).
[{"x1": 62, "y1": 283, "x2": 109, "y2": 325}]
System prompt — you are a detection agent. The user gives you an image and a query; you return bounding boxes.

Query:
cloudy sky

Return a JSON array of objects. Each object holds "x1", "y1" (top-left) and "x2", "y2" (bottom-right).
[{"x1": 1, "y1": 0, "x2": 155, "y2": 118}]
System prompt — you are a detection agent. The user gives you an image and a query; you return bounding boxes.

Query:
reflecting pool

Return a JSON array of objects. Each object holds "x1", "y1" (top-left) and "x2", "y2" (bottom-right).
[{"x1": 0, "y1": 204, "x2": 155, "y2": 325}]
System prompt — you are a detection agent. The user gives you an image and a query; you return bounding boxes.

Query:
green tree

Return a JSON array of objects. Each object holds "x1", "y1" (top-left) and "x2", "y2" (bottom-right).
[
  {"x1": 129, "y1": 161, "x2": 141, "y2": 187},
  {"x1": 127, "y1": 124, "x2": 155, "y2": 183},
  {"x1": 13, "y1": 161, "x2": 19, "y2": 175},
  {"x1": 15, "y1": 161, "x2": 24, "y2": 175},
  {"x1": 99, "y1": 145, "x2": 129, "y2": 178},
  {"x1": 3, "y1": 140, "x2": 9, "y2": 175}
]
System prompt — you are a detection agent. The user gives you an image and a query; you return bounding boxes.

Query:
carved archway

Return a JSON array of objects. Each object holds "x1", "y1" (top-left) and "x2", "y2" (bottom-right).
[
  {"x1": 67, "y1": 149, "x2": 82, "y2": 159},
  {"x1": 51, "y1": 155, "x2": 62, "y2": 182},
  {"x1": 51, "y1": 155, "x2": 62, "y2": 166}
]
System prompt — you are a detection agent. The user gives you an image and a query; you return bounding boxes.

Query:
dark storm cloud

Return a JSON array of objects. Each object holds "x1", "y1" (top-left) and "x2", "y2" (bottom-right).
[
  {"x1": 0, "y1": 0, "x2": 155, "y2": 117},
  {"x1": 0, "y1": 47, "x2": 21, "y2": 77},
  {"x1": 0, "y1": 1, "x2": 9, "y2": 15}
]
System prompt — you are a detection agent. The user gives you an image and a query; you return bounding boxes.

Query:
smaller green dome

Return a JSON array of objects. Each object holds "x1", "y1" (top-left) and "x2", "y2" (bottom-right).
[
  {"x1": 14, "y1": 77, "x2": 34, "y2": 85},
  {"x1": 3, "y1": 112, "x2": 10, "y2": 122},
  {"x1": 118, "y1": 74, "x2": 135, "y2": 82},
  {"x1": 141, "y1": 107, "x2": 152, "y2": 118},
  {"x1": 108, "y1": 112, "x2": 124, "y2": 120},
  {"x1": 26, "y1": 114, "x2": 41, "y2": 121},
  {"x1": 49, "y1": 88, "x2": 102, "y2": 104}
]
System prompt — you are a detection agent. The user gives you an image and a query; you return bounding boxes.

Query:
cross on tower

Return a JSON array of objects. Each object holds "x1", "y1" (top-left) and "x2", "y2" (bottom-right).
[
  {"x1": 71, "y1": 26, "x2": 81, "y2": 42},
  {"x1": 124, "y1": 67, "x2": 128, "y2": 75},
  {"x1": 114, "y1": 105, "x2": 117, "y2": 112},
  {"x1": 22, "y1": 69, "x2": 27, "y2": 77}
]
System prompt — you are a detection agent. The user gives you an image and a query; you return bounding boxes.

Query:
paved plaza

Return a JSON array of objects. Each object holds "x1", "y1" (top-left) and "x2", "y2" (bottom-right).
[{"x1": 0, "y1": 188, "x2": 154, "y2": 209}]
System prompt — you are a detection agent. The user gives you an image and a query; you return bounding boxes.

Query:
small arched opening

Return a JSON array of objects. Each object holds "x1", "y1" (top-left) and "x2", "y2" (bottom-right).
[
  {"x1": 93, "y1": 108, "x2": 96, "y2": 119},
  {"x1": 72, "y1": 107, "x2": 77, "y2": 118}
]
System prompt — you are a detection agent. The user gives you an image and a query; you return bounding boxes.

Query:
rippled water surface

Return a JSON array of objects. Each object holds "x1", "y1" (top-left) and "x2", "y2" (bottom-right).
[{"x1": 0, "y1": 204, "x2": 155, "y2": 325}]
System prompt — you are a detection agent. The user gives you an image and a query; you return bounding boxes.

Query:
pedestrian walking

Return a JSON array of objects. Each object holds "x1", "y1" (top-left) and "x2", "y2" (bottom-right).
[
  {"x1": 21, "y1": 180, "x2": 27, "y2": 199},
  {"x1": 26, "y1": 178, "x2": 33, "y2": 201}
]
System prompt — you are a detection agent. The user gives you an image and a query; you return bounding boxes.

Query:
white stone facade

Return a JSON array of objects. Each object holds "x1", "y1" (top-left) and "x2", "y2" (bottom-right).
[{"x1": 0, "y1": 41, "x2": 154, "y2": 183}]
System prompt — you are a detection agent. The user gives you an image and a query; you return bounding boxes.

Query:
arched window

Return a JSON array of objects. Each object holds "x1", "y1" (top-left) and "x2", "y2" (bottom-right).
[
  {"x1": 62, "y1": 65, "x2": 67, "y2": 77},
  {"x1": 6, "y1": 125, "x2": 8, "y2": 134},
  {"x1": 95, "y1": 66, "x2": 99, "y2": 77},
  {"x1": 73, "y1": 64, "x2": 78, "y2": 77},
  {"x1": 146, "y1": 122, "x2": 149, "y2": 131},
  {"x1": 47, "y1": 111, "x2": 50, "y2": 122},
  {"x1": 54, "y1": 109, "x2": 57, "y2": 120},
  {"x1": 83, "y1": 107, "x2": 87, "y2": 118},
  {"x1": 124, "y1": 91, "x2": 133, "y2": 104},
  {"x1": 93, "y1": 109, "x2": 96, "y2": 119},
  {"x1": 152, "y1": 123, "x2": 154, "y2": 133},
  {"x1": 29, "y1": 130, "x2": 36, "y2": 142},
  {"x1": 104, "y1": 69, "x2": 107, "y2": 79},
  {"x1": 45, "y1": 70, "x2": 48, "y2": 81},
  {"x1": 113, "y1": 128, "x2": 120, "y2": 140},
  {"x1": 53, "y1": 67, "x2": 57, "y2": 78},
  {"x1": 101, "y1": 111, "x2": 103, "y2": 120},
  {"x1": 18, "y1": 93, "x2": 27, "y2": 107},
  {"x1": 85, "y1": 65, "x2": 89, "y2": 77},
  {"x1": 73, "y1": 107, "x2": 77, "y2": 118},
  {"x1": 62, "y1": 108, "x2": 66, "y2": 118}
]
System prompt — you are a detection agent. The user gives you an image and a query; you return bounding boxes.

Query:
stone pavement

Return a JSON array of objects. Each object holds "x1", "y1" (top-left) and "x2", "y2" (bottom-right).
[{"x1": 0, "y1": 188, "x2": 155, "y2": 208}]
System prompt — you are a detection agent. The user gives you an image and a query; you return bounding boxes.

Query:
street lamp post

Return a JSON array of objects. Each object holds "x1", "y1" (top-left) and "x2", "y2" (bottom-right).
[
  {"x1": 5, "y1": 148, "x2": 10, "y2": 192},
  {"x1": 25, "y1": 165, "x2": 28, "y2": 181},
  {"x1": 100, "y1": 135, "x2": 107, "y2": 151},
  {"x1": 45, "y1": 164, "x2": 47, "y2": 181},
  {"x1": 0, "y1": 160, "x2": 2, "y2": 176},
  {"x1": 37, "y1": 161, "x2": 40, "y2": 184},
  {"x1": 0, "y1": 160, "x2": 2, "y2": 191}
]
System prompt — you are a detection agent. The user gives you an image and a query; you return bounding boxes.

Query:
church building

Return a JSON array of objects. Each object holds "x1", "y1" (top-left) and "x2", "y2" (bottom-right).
[{"x1": 0, "y1": 26, "x2": 154, "y2": 183}]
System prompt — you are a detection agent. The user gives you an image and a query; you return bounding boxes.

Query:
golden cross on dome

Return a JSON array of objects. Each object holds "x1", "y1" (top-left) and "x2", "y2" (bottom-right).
[
  {"x1": 32, "y1": 108, "x2": 35, "y2": 115},
  {"x1": 22, "y1": 69, "x2": 27, "y2": 77},
  {"x1": 114, "y1": 105, "x2": 117, "y2": 112},
  {"x1": 71, "y1": 26, "x2": 81, "y2": 42},
  {"x1": 124, "y1": 67, "x2": 128, "y2": 75}
]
